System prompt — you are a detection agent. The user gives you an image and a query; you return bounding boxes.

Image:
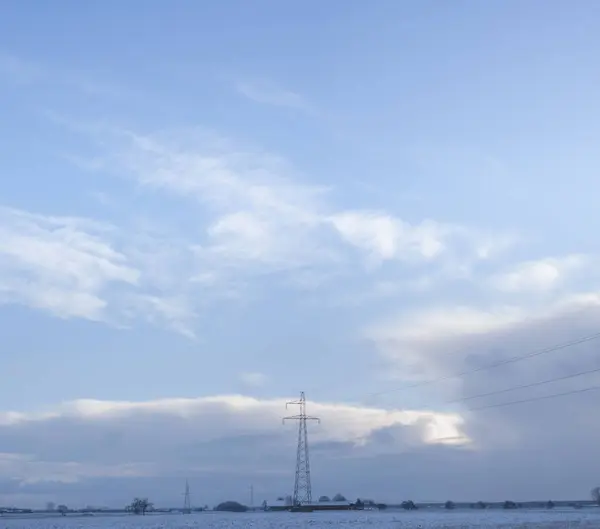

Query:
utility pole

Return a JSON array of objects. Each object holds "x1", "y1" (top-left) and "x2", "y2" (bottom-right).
[
  {"x1": 183, "y1": 479, "x2": 191, "y2": 514},
  {"x1": 283, "y1": 391, "x2": 320, "y2": 506},
  {"x1": 250, "y1": 484, "x2": 254, "y2": 509}
]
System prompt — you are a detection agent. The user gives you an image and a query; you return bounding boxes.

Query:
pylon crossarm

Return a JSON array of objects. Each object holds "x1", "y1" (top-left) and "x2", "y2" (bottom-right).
[{"x1": 283, "y1": 415, "x2": 303, "y2": 422}]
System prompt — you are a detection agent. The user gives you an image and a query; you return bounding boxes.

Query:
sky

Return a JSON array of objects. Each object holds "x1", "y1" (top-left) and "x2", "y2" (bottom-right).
[{"x1": 2, "y1": 0, "x2": 600, "y2": 509}]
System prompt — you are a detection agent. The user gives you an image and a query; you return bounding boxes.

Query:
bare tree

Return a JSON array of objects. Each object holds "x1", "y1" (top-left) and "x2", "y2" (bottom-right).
[
  {"x1": 591, "y1": 487, "x2": 600, "y2": 506},
  {"x1": 127, "y1": 498, "x2": 153, "y2": 515}
]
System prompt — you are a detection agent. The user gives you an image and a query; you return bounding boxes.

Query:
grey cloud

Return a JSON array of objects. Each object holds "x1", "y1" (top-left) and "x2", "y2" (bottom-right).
[
  {"x1": 368, "y1": 297, "x2": 600, "y2": 501},
  {"x1": 0, "y1": 396, "x2": 462, "y2": 506}
]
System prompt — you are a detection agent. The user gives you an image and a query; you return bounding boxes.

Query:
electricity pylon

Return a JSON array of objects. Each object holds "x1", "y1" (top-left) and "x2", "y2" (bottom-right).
[
  {"x1": 183, "y1": 479, "x2": 191, "y2": 514},
  {"x1": 283, "y1": 392, "x2": 320, "y2": 506}
]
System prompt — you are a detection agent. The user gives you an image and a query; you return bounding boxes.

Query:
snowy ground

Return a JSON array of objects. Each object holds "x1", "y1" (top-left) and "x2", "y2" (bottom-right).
[{"x1": 2, "y1": 509, "x2": 600, "y2": 528}]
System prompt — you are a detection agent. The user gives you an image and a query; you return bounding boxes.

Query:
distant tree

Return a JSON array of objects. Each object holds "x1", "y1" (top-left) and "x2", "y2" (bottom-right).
[
  {"x1": 503, "y1": 501, "x2": 517, "y2": 510},
  {"x1": 353, "y1": 498, "x2": 364, "y2": 510},
  {"x1": 57, "y1": 505, "x2": 68, "y2": 516},
  {"x1": 376, "y1": 503, "x2": 387, "y2": 510},
  {"x1": 332, "y1": 493, "x2": 347, "y2": 502},
  {"x1": 475, "y1": 501, "x2": 486, "y2": 509},
  {"x1": 445, "y1": 501, "x2": 455, "y2": 510},
  {"x1": 592, "y1": 487, "x2": 600, "y2": 506},
  {"x1": 318, "y1": 496, "x2": 331, "y2": 503},
  {"x1": 262, "y1": 500, "x2": 268, "y2": 511},
  {"x1": 127, "y1": 498, "x2": 153, "y2": 515},
  {"x1": 215, "y1": 501, "x2": 247, "y2": 512},
  {"x1": 546, "y1": 500, "x2": 555, "y2": 510},
  {"x1": 401, "y1": 500, "x2": 417, "y2": 510}
]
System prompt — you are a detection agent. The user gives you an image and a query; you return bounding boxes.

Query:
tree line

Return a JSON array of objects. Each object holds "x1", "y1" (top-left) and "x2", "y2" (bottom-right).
[{"x1": 122, "y1": 487, "x2": 600, "y2": 515}]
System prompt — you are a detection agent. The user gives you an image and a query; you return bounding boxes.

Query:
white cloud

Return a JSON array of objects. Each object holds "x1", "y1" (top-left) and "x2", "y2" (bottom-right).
[
  {"x1": 0, "y1": 206, "x2": 200, "y2": 335},
  {"x1": 475, "y1": 233, "x2": 517, "y2": 260},
  {"x1": 371, "y1": 305, "x2": 526, "y2": 345},
  {"x1": 492, "y1": 255, "x2": 589, "y2": 293},
  {"x1": 0, "y1": 207, "x2": 139, "y2": 320},
  {"x1": 329, "y1": 211, "x2": 447, "y2": 263},
  {"x1": 329, "y1": 211, "x2": 515, "y2": 270},
  {"x1": 124, "y1": 294, "x2": 197, "y2": 338},
  {"x1": 366, "y1": 304, "x2": 528, "y2": 380},
  {"x1": 1, "y1": 121, "x2": 516, "y2": 334},
  {"x1": 366, "y1": 290, "x2": 600, "y2": 417},
  {"x1": 107, "y1": 129, "x2": 336, "y2": 277},
  {"x1": 365, "y1": 290, "x2": 600, "y2": 387},
  {"x1": 236, "y1": 79, "x2": 312, "y2": 112},
  {"x1": 1, "y1": 395, "x2": 465, "y2": 447},
  {"x1": 93, "y1": 127, "x2": 513, "y2": 276}
]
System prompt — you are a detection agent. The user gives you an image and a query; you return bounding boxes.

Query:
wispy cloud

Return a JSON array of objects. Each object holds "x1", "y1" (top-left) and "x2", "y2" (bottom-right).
[
  {"x1": 329, "y1": 211, "x2": 448, "y2": 264},
  {"x1": 107, "y1": 128, "x2": 336, "y2": 276},
  {"x1": 329, "y1": 210, "x2": 515, "y2": 271},
  {"x1": 3, "y1": 108, "x2": 518, "y2": 336},
  {"x1": 0, "y1": 207, "x2": 138, "y2": 320},
  {"x1": 0, "y1": 206, "x2": 199, "y2": 336},
  {"x1": 92, "y1": 126, "x2": 511, "y2": 274},
  {"x1": 0, "y1": 121, "x2": 511, "y2": 335},
  {"x1": 236, "y1": 79, "x2": 313, "y2": 113},
  {"x1": 491, "y1": 254, "x2": 589, "y2": 293},
  {"x1": 0, "y1": 51, "x2": 140, "y2": 101}
]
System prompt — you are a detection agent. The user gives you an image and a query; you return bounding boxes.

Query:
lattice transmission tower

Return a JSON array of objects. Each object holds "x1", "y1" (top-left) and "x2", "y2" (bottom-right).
[
  {"x1": 183, "y1": 479, "x2": 191, "y2": 514},
  {"x1": 283, "y1": 392, "x2": 320, "y2": 506}
]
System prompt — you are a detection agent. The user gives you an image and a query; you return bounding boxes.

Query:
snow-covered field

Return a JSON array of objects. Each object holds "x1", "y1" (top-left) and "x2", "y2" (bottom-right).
[{"x1": 2, "y1": 510, "x2": 600, "y2": 529}]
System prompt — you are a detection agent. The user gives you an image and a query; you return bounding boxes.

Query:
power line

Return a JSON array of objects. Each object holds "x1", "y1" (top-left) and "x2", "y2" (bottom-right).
[
  {"x1": 447, "y1": 365, "x2": 600, "y2": 404},
  {"x1": 369, "y1": 330, "x2": 600, "y2": 398},
  {"x1": 466, "y1": 383, "x2": 600, "y2": 412}
]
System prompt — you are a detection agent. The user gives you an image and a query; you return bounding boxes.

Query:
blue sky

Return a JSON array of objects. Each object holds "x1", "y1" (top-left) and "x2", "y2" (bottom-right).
[{"x1": 2, "y1": 0, "x2": 600, "y2": 507}]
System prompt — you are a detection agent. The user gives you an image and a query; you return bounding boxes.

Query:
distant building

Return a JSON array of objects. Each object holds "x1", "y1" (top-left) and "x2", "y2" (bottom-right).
[{"x1": 266, "y1": 497, "x2": 354, "y2": 512}]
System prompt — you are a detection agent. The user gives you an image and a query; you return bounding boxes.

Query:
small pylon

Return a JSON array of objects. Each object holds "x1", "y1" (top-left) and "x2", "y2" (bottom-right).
[
  {"x1": 183, "y1": 479, "x2": 191, "y2": 514},
  {"x1": 283, "y1": 392, "x2": 320, "y2": 506}
]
